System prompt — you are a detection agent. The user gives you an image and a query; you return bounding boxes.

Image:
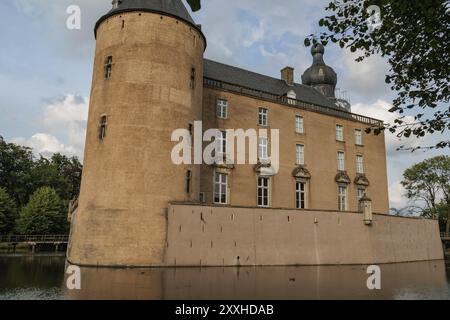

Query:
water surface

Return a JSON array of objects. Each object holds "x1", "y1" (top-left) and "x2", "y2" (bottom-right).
[{"x1": 0, "y1": 255, "x2": 449, "y2": 300}]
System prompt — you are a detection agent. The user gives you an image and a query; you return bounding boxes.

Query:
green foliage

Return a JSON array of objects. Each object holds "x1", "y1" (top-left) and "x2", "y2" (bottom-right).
[
  {"x1": 187, "y1": 0, "x2": 201, "y2": 12},
  {"x1": 32, "y1": 154, "x2": 82, "y2": 200},
  {"x1": 306, "y1": 0, "x2": 450, "y2": 150},
  {"x1": 401, "y1": 156, "x2": 450, "y2": 233},
  {"x1": 0, "y1": 135, "x2": 82, "y2": 235},
  {"x1": 0, "y1": 187, "x2": 17, "y2": 234},
  {"x1": 17, "y1": 187, "x2": 69, "y2": 235},
  {"x1": 0, "y1": 136, "x2": 35, "y2": 206}
]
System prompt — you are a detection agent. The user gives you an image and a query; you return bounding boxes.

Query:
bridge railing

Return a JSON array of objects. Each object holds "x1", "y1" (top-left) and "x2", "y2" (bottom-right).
[{"x1": 0, "y1": 235, "x2": 69, "y2": 243}]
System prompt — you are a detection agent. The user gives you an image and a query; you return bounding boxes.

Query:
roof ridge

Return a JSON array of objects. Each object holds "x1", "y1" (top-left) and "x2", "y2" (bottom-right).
[{"x1": 204, "y1": 58, "x2": 291, "y2": 85}]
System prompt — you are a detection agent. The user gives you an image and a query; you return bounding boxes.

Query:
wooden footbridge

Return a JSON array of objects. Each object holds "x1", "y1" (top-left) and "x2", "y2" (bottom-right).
[{"x1": 0, "y1": 235, "x2": 69, "y2": 253}]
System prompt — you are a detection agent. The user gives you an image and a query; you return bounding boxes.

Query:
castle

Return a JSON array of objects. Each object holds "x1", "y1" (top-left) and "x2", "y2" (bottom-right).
[{"x1": 67, "y1": 0, "x2": 443, "y2": 267}]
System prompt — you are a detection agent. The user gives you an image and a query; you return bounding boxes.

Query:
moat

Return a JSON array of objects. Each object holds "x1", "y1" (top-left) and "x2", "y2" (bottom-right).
[{"x1": 0, "y1": 254, "x2": 449, "y2": 300}]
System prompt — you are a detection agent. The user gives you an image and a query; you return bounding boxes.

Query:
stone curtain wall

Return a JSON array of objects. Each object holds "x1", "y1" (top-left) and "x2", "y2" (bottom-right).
[{"x1": 165, "y1": 204, "x2": 444, "y2": 266}]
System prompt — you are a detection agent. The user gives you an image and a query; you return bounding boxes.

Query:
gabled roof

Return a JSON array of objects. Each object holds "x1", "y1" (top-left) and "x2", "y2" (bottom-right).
[{"x1": 203, "y1": 59, "x2": 340, "y2": 110}]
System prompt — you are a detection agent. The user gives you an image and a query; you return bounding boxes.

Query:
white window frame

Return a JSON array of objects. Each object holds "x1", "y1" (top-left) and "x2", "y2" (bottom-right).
[
  {"x1": 214, "y1": 172, "x2": 228, "y2": 205},
  {"x1": 355, "y1": 129, "x2": 363, "y2": 145},
  {"x1": 296, "y1": 181, "x2": 306, "y2": 209},
  {"x1": 295, "y1": 115, "x2": 304, "y2": 134},
  {"x1": 337, "y1": 151, "x2": 345, "y2": 171},
  {"x1": 258, "y1": 137, "x2": 268, "y2": 161},
  {"x1": 257, "y1": 177, "x2": 270, "y2": 207},
  {"x1": 356, "y1": 155, "x2": 364, "y2": 174},
  {"x1": 216, "y1": 99, "x2": 228, "y2": 119},
  {"x1": 338, "y1": 185, "x2": 347, "y2": 211},
  {"x1": 216, "y1": 130, "x2": 227, "y2": 155},
  {"x1": 296, "y1": 144, "x2": 305, "y2": 165},
  {"x1": 336, "y1": 124, "x2": 344, "y2": 141},
  {"x1": 259, "y1": 108, "x2": 268, "y2": 126}
]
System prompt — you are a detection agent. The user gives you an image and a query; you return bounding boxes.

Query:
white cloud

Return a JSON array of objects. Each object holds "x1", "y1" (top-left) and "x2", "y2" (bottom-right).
[
  {"x1": 351, "y1": 99, "x2": 427, "y2": 156},
  {"x1": 42, "y1": 94, "x2": 88, "y2": 148},
  {"x1": 12, "y1": 133, "x2": 80, "y2": 158},
  {"x1": 12, "y1": 94, "x2": 88, "y2": 159},
  {"x1": 337, "y1": 49, "x2": 391, "y2": 103}
]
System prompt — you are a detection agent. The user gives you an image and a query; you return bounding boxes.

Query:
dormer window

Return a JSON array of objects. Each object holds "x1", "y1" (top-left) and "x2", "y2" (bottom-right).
[{"x1": 287, "y1": 90, "x2": 297, "y2": 105}]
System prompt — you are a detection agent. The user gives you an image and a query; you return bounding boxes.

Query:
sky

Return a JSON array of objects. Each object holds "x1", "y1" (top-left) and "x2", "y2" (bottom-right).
[{"x1": 0, "y1": 0, "x2": 448, "y2": 210}]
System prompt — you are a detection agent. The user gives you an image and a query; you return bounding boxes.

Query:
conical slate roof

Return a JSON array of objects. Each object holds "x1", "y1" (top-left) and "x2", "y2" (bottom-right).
[{"x1": 95, "y1": 0, "x2": 205, "y2": 44}]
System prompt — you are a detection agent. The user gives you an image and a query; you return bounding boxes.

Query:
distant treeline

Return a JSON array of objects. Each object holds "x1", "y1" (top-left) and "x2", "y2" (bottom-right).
[{"x1": 0, "y1": 136, "x2": 82, "y2": 235}]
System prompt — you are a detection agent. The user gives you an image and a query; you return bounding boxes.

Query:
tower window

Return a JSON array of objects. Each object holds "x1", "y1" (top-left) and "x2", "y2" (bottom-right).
[
  {"x1": 190, "y1": 67, "x2": 196, "y2": 89},
  {"x1": 186, "y1": 170, "x2": 192, "y2": 194},
  {"x1": 105, "y1": 56, "x2": 113, "y2": 79},
  {"x1": 217, "y1": 99, "x2": 228, "y2": 119},
  {"x1": 355, "y1": 129, "x2": 363, "y2": 145},
  {"x1": 296, "y1": 181, "x2": 306, "y2": 209},
  {"x1": 296, "y1": 144, "x2": 305, "y2": 165},
  {"x1": 257, "y1": 177, "x2": 270, "y2": 207},
  {"x1": 357, "y1": 188, "x2": 366, "y2": 211},
  {"x1": 338, "y1": 185, "x2": 347, "y2": 211},
  {"x1": 258, "y1": 137, "x2": 268, "y2": 161},
  {"x1": 336, "y1": 124, "x2": 344, "y2": 141},
  {"x1": 337, "y1": 151, "x2": 345, "y2": 171},
  {"x1": 295, "y1": 115, "x2": 304, "y2": 134},
  {"x1": 258, "y1": 108, "x2": 268, "y2": 126},
  {"x1": 216, "y1": 131, "x2": 227, "y2": 155},
  {"x1": 214, "y1": 172, "x2": 228, "y2": 204},
  {"x1": 356, "y1": 155, "x2": 364, "y2": 174},
  {"x1": 99, "y1": 115, "x2": 108, "y2": 140}
]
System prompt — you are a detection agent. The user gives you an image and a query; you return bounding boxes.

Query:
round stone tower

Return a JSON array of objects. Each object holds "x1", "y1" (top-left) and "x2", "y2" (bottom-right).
[{"x1": 67, "y1": 0, "x2": 206, "y2": 267}]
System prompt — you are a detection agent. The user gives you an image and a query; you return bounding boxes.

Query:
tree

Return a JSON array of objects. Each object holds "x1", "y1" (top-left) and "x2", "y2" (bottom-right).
[
  {"x1": 30, "y1": 154, "x2": 82, "y2": 201},
  {"x1": 0, "y1": 187, "x2": 17, "y2": 235},
  {"x1": 0, "y1": 136, "x2": 34, "y2": 206},
  {"x1": 16, "y1": 187, "x2": 69, "y2": 235},
  {"x1": 49, "y1": 153, "x2": 83, "y2": 200},
  {"x1": 187, "y1": 0, "x2": 201, "y2": 11},
  {"x1": 401, "y1": 155, "x2": 450, "y2": 235},
  {"x1": 305, "y1": 0, "x2": 449, "y2": 150}
]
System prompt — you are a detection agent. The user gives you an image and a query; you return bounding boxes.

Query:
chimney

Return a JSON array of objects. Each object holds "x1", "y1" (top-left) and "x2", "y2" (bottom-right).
[{"x1": 281, "y1": 67, "x2": 294, "y2": 86}]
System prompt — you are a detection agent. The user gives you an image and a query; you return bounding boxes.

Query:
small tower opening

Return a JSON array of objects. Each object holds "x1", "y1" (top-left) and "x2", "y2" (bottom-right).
[
  {"x1": 99, "y1": 115, "x2": 108, "y2": 140},
  {"x1": 105, "y1": 56, "x2": 113, "y2": 79}
]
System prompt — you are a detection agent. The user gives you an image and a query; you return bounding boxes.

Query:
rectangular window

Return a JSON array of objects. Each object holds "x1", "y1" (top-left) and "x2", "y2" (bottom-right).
[
  {"x1": 355, "y1": 129, "x2": 363, "y2": 145},
  {"x1": 257, "y1": 177, "x2": 270, "y2": 207},
  {"x1": 186, "y1": 170, "x2": 192, "y2": 194},
  {"x1": 296, "y1": 181, "x2": 306, "y2": 209},
  {"x1": 295, "y1": 115, "x2": 304, "y2": 134},
  {"x1": 296, "y1": 144, "x2": 305, "y2": 165},
  {"x1": 99, "y1": 115, "x2": 108, "y2": 140},
  {"x1": 356, "y1": 155, "x2": 364, "y2": 174},
  {"x1": 258, "y1": 137, "x2": 268, "y2": 160},
  {"x1": 214, "y1": 173, "x2": 228, "y2": 204},
  {"x1": 338, "y1": 186, "x2": 347, "y2": 211},
  {"x1": 336, "y1": 124, "x2": 344, "y2": 141},
  {"x1": 258, "y1": 108, "x2": 268, "y2": 126},
  {"x1": 357, "y1": 188, "x2": 365, "y2": 211},
  {"x1": 337, "y1": 151, "x2": 345, "y2": 171},
  {"x1": 216, "y1": 99, "x2": 228, "y2": 119},
  {"x1": 105, "y1": 56, "x2": 113, "y2": 79},
  {"x1": 190, "y1": 67, "x2": 196, "y2": 89},
  {"x1": 216, "y1": 131, "x2": 227, "y2": 154}
]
